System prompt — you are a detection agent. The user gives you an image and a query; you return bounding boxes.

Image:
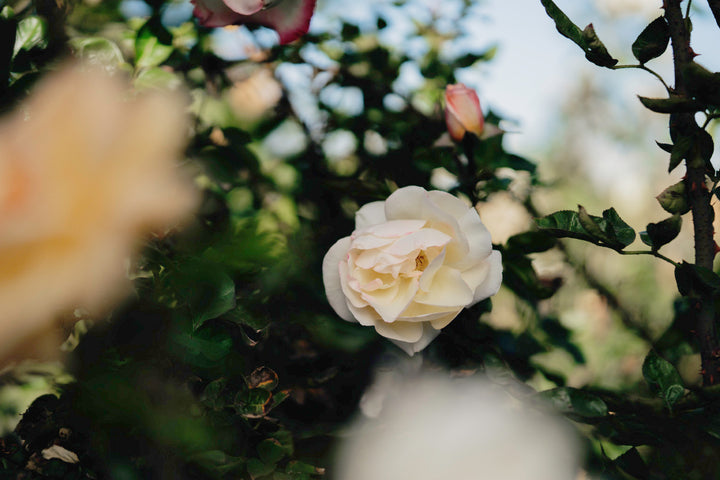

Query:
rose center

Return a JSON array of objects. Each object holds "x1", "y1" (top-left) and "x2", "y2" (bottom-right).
[{"x1": 415, "y1": 252, "x2": 429, "y2": 271}]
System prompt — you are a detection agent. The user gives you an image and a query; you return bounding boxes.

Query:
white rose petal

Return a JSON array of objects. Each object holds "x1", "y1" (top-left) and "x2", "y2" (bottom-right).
[
  {"x1": 322, "y1": 186, "x2": 503, "y2": 355},
  {"x1": 41, "y1": 445, "x2": 80, "y2": 464}
]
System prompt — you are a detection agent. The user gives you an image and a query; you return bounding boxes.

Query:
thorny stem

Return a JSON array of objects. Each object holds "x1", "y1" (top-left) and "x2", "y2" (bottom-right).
[
  {"x1": 612, "y1": 64, "x2": 672, "y2": 94},
  {"x1": 666, "y1": 0, "x2": 719, "y2": 385}
]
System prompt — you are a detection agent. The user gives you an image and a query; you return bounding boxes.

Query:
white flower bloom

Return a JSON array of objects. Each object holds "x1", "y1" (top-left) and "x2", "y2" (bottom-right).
[
  {"x1": 322, "y1": 186, "x2": 502, "y2": 355},
  {"x1": 335, "y1": 374, "x2": 581, "y2": 480}
]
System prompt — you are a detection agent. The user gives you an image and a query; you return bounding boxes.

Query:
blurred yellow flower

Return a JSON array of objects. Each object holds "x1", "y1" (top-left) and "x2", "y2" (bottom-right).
[{"x1": 0, "y1": 65, "x2": 198, "y2": 365}]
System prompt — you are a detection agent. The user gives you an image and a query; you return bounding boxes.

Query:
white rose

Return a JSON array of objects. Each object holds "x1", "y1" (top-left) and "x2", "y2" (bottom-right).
[
  {"x1": 334, "y1": 374, "x2": 581, "y2": 480},
  {"x1": 322, "y1": 186, "x2": 502, "y2": 355}
]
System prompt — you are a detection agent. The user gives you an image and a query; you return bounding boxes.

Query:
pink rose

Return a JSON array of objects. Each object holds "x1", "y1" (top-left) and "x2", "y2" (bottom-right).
[
  {"x1": 192, "y1": 0, "x2": 317, "y2": 44},
  {"x1": 444, "y1": 83, "x2": 484, "y2": 142}
]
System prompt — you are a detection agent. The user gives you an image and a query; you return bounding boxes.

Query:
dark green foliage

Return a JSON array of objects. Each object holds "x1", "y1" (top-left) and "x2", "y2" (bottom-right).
[
  {"x1": 641, "y1": 214, "x2": 682, "y2": 251},
  {"x1": 540, "y1": 0, "x2": 617, "y2": 67},
  {"x1": 632, "y1": 17, "x2": 670, "y2": 64},
  {"x1": 537, "y1": 207, "x2": 635, "y2": 250},
  {"x1": 642, "y1": 350, "x2": 684, "y2": 410}
]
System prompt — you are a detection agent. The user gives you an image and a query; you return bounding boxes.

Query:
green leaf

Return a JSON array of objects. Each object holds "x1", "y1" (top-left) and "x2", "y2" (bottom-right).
[
  {"x1": 642, "y1": 350, "x2": 684, "y2": 409},
  {"x1": 656, "y1": 141, "x2": 674, "y2": 154},
  {"x1": 536, "y1": 210, "x2": 596, "y2": 243},
  {"x1": 235, "y1": 388, "x2": 272, "y2": 417},
  {"x1": 200, "y1": 378, "x2": 227, "y2": 410},
  {"x1": 68, "y1": 37, "x2": 125, "y2": 70},
  {"x1": 540, "y1": 0, "x2": 584, "y2": 46},
  {"x1": 540, "y1": 0, "x2": 617, "y2": 67},
  {"x1": 286, "y1": 461, "x2": 324, "y2": 475},
  {"x1": 644, "y1": 214, "x2": 682, "y2": 250},
  {"x1": 247, "y1": 458, "x2": 275, "y2": 479},
  {"x1": 13, "y1": 16, "x2": 46, "y2": 56},
  {"x1": 538, "y1": 207, "x2": 634, "y2": 249},
  {"x1": 0, "y1": 7, "x2": 15, "y2": 90},
  {"x1": 581, "y1": 23, "x2": 618, "y2": 68},
  {"x1": 134, "y1": 66, "x2": 181, "y2": 90},
  {"x1": 506, "y1": 231, "x2": 556, "y2": 253},
  {"x1": 257, "y1": 438, "x2": 287, "y2": 465},
  {"x1": 578, "y1": 205, "x2": 614, "y2": 244},
  {"x1": 682, "y1": 62, "x2": 720, "y2": 107},
  {"x1": 538, "y1": 387, "x2": 608, "y2": 418},
  {"x1": 172, "y1": 329, "x2": 233, "y2": 368},
  {"x1": 164, "y1": 260, "x2": 237, "y2": 331},
  {"x1": 632, "y1": 17, "x2": 670, "y2": 64},
  {"x1": 247, "y1": 366, "x2": 279, "y2": 391},
  {"x1": 190, "y1": 450, "x2": 245, "y2": 475},
  {"x1": 135, "y1": 16, "x2": 173, "y2": 70},
  {"x1": 656, "y1": 182, "x2": 690, "y2": 215},
  {"x1": 674, "y1": 261, "x2": 720, "y2": 296},
  {"x1": 614, "y1": 447, "x2": 650, "y2": 478},
  {"x1": 668, "y1": 136, "x2": 693, "y2": 172},
  {"x1": 602, "y1": 207, "x2": 636, "y2": 247},
  {"x1": 638, "y1": 95, "x2": 703, "y2": 114}
]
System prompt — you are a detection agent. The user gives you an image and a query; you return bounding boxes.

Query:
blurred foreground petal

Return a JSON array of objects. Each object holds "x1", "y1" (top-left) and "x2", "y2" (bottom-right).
[
  {"x1": 336, "y1": 373, "x2": 581, "y2": 480},
  {"x1": 0, "y1": 65, "x2": 198, "y2": 366}
]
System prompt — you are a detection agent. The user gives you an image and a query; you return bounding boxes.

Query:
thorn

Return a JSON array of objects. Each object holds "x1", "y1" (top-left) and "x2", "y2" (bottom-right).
[
  {"x1": 701, "y1": 368, "x2": 707, "y2": 375},
  {"x1": 714, "y1": 242, "x2": 720, "y2": 255},
  {"x1": 689, "y1": 47, "x2": 699, "y2": 59}
]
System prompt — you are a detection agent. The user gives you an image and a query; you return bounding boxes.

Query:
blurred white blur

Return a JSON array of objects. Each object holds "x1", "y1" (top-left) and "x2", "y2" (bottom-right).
[{"x1": 335, "y1": 371, "x2": 582, "y2": 480}]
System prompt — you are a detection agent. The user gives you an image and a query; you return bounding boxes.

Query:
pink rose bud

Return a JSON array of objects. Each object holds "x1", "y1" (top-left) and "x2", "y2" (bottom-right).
[
  {"x1": 444, "y1": 83, "x2": 484, "y2": 142},
  {"x1": 192, "y1": 0, "x2": 316, "y2": 44}
]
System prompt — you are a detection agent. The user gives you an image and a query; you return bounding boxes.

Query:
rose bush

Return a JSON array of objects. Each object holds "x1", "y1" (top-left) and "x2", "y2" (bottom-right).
[
  {"x1": 444, "y1": 83, "x2": 484, "y2": 142},
  {"x1": 323, "y1": 186, "x2": 502, "y2": 355},
  {"x1": 191, "y1": 0, "x2": 317, "y2": 44}
]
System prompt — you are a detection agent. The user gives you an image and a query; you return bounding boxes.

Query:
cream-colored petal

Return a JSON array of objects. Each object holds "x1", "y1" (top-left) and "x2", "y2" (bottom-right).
[
  {"x1": 429, "y1": 311, "x2": 460, "y2": 330},
  {"x1": 453, "y1": 208, "x2": 493, "y2": 270},
  {"x1": 414, "y1": 266, "x2": 473, "y2": 307},
  {"x1": 355, "y1": 201, "x2": 386, "y2": 229},
  {"x1": 362, "y1": 219, "x2": 426, "y2": 238},
  {"x1": 468, "y1": 250, "x2": 503, "y2": 305},
  {"x1": 349, "y1": 234, "x2": 394, "y2": 250},
  {"x1": 364, "y1": 277, "x2": 419, "y2": 323},
  {"x1": 384, "y1": 187, "x2": 469, "y2": 264},
  {"x1": 383, "y1": 186, "x2": 428, "y2": 221},
  {"x1": 398, "y1": 303, "x2": 458, "y2": 323},
  {"x1": 388, "y1": 323, "x2": 441, "y2": 356},
  {"x1": 427, "y1": 190, "x2": 471, "y2": 220},
  {"x1": 418, "y1": 249, "x2": 445, "y2": 292},
  {"x1": 322, "y1": 237, "x2": 353, "y2": 321},
  {"x1": 383, "y1": 228, "x2": 451, "y2": 257},
  {"x1": 348, "y1": 302, "x2": 381, "y2": 327},
  {"x1": 374, "y1": 319, "x2": 423, "y2": 343},
  {"x1": 340, "y1": 261, "x2": 369, "y2": 309}
]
